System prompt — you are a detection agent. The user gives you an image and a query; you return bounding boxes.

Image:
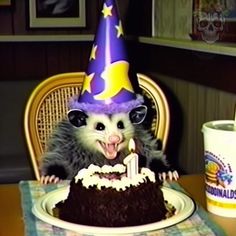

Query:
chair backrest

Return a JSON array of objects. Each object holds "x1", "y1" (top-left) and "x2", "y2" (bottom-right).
[{"x1": 24, "y1": 72, "x2": 170, "y2": 180}]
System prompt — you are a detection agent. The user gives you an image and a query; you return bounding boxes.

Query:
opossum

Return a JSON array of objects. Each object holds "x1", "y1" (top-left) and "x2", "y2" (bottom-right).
[{"x1": 40, "y1": 105, "x2": 178, "y2": 184}]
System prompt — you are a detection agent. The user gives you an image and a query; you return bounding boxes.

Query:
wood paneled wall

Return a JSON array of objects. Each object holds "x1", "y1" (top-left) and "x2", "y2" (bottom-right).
[
  {"x1": 131, "y1": 43, "x2": 236, "y2": 95},
  {"x1": 129, "y1": 42, "x2": 236, "y2": 174},
  {"x1": 148, "y1": 72, "x2": 236, "y2": 174},
  {"x1": 0, "y1": 42, "x2": 92, "y2": 81}
]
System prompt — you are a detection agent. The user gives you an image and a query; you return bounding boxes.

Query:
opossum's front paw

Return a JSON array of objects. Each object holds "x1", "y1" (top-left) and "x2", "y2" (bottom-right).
[
  {"x1": 158, "y1": 170, "x2": 179, "y2": 181},
  {"x1": 40, "y1": 175, "x2": 60, "y2": 184}
]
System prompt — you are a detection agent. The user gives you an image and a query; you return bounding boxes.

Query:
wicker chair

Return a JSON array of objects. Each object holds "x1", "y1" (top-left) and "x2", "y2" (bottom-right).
[{"x1": 24, "y1": 72, "x2": 170, "y2": 180}]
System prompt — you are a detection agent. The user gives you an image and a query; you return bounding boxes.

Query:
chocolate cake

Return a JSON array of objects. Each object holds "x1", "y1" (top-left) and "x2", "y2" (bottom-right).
[{"x1": 55, "y1": 164, "x2": 175, "y2": 227}]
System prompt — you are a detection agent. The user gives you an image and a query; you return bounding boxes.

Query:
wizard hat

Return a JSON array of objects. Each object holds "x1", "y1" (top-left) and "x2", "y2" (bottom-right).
[{"x1": 69, "y1": 0, "x2": 143, "y2": 114}]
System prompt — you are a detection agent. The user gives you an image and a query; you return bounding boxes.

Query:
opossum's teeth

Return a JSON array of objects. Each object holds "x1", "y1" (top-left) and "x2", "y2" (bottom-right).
[{"x1": 99, "y1": 141, "x2": 118, "y2": 160}]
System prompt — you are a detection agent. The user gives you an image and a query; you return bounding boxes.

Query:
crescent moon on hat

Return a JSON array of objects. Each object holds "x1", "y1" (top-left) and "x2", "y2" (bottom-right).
[{"x1": 94, "y1": 61, "x2": 134, "y2": 101}]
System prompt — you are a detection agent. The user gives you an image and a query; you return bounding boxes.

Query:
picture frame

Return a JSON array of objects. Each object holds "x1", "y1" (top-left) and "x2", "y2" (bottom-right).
[
  {"x1": 191, "y1": 0, "x2": 236, "y2": 42},
  {"x1": 0, "y1": 0, "x2": 11, "y2": 6},
  {"x1": 28, "y1": 0, "x2": 86, "y2": 28}
]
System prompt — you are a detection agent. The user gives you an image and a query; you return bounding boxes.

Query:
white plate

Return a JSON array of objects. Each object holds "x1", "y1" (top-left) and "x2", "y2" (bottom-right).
[{"x1": 32, "y1": 186, "x2": 195, "y2": 235}]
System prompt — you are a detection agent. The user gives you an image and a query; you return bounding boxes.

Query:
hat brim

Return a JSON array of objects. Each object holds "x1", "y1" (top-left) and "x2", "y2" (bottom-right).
[{"x1": 68, "y1": 94, "x2": 144, "y2": 114}]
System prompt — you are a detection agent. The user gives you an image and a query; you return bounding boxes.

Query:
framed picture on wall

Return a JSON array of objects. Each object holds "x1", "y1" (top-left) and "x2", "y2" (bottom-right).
[
  {"x1": 28, "y1": 0, "x2": 86, "y2": 28},
  {"x1": 0, "y1": 0, "x2": 11, "y2": 6},
  {"x1": 191, "y1": 0, "x2": 236, "y2": 43}
]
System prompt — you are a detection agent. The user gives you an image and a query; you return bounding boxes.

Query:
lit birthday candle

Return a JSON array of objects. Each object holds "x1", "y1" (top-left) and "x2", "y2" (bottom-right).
[{"x1": 123, "y1": 139, "x2": 138, "y2": 178}]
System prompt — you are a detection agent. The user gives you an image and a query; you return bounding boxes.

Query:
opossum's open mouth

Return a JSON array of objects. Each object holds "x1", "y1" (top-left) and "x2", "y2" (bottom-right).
[{"x1": 99, "y1": 141, "x2": 118, "y2": 159}]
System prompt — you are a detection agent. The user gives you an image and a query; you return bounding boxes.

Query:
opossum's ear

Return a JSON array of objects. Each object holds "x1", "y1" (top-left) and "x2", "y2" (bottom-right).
[
  {"x1": 129, "y1": 105, "x2": 147, "y2": 124},
  {"x1": 67, "y1": 109, "x2": 88, "y2": 127}
]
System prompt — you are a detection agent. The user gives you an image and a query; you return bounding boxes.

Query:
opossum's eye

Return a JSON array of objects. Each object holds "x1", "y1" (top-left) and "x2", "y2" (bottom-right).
[
  {"x1": 96, "y1": 122, "x2": 105, "y2": 131},
  {"x1": 117, "y1": 121, "x2": 124, "y2": 129}
]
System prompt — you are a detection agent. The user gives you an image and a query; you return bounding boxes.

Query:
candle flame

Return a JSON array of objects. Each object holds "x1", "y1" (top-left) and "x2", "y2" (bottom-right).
[{"x1": 128, "y1": 138, "x2": 135, "y2": 152}]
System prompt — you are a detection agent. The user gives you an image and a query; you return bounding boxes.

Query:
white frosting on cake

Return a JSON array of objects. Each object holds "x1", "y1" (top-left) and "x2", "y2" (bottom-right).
[{"x1": 74, "y1": 164, "x2": 156, "y2": 191}]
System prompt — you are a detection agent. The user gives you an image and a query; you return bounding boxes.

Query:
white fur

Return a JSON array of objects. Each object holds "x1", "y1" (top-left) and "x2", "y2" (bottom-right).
[{"x1": 75, "y1": 112, "x2": 135, "y2": 157}]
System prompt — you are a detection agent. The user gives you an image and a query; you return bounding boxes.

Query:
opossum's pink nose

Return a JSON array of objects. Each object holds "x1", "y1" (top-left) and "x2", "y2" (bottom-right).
[{"x1": 108, "y1": 135, "x2": 120, "y2": 143}]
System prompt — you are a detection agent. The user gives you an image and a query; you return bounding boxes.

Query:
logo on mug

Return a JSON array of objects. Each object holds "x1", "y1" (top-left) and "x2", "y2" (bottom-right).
[{"x1": 205, "y1": 151, "x2": 233, "y2": 188}]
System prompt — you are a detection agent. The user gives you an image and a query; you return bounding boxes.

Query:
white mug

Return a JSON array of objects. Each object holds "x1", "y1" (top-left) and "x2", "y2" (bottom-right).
[{"x1": 202, "y1": 120, "x2": 236, "y2": 217}]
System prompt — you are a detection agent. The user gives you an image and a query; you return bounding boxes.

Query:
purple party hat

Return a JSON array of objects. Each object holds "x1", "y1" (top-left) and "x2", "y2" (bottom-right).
[{"x1": 69, "y1": 0, "x2": 143, "y2": 114}]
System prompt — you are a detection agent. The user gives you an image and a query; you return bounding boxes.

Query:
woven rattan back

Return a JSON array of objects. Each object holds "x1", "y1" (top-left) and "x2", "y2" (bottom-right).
[
  {"x1": 24, "y1": 72, "x2": 85, "y2": 180},
  {"x1": 24, "y1": 72, "x2": 170, "y2": 180},
  {"x1": 137, "y1": 73, "x2": 169, "y2": 151}
]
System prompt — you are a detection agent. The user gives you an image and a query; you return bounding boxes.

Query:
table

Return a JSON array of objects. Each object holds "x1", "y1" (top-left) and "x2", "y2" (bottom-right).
[{"x1": 0, "y1": 175, "x2": 236, "y2": 236}]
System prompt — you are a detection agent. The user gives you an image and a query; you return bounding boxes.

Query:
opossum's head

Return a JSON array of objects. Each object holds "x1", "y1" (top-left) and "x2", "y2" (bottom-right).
[{"x1": 67, "y1": 106, "x2": 147, "y2": 160}]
